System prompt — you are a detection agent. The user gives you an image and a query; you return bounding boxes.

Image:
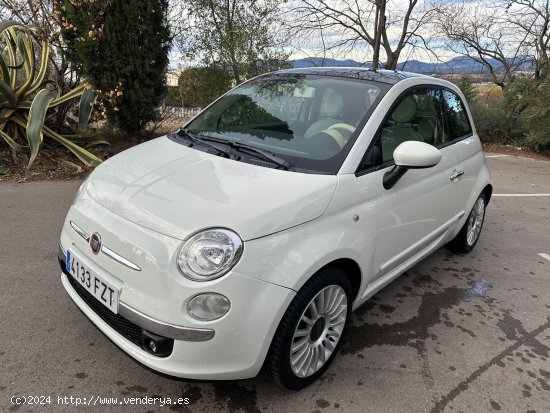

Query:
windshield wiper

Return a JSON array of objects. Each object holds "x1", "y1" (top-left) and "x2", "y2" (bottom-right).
[
  {"x1": 171, "y1": 129, "x2": 293, "y2": 171},
  {"x1": 171, "y1": 129, "x2": 235, "y2": 159},
  {"x1": 227, "y1": 141, "x2": 293, "y2": 171},
  {"x1": 189, "y1": 134, "x2": 293, "y2": 171}
]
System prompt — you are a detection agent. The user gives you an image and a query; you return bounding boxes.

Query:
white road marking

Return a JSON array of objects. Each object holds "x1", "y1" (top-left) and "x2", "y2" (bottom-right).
[
  {"x1": 538, "y1": 253, "x2": 550, "y2": 262},
  {"x1": 485, "y1": 154, "x2": 510, "y2": 158},
  {"x1": 493, "y1": 193, "x2": 550, "y2": 197}
]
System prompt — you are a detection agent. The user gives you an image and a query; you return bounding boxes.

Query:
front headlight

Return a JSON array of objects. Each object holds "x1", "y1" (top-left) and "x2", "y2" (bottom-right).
[{"x1": 176, "y1": 228, "x2": 243, "y2": 281}]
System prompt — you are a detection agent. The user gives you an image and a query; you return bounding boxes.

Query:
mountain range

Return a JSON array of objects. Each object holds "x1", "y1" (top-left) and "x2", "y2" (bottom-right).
[{"x1": 291, "y1": 56, "x2": 534, "y2": 74}]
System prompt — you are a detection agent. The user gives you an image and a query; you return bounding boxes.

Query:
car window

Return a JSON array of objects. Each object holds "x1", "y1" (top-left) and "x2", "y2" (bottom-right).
[
  {"x1": 187, "y1": 74, "x2": 387, "y2": 174},
  {"x1": 441, "y1": 90, "x2": 472, "y2": 141},
  {"x1": 218, "y1": 95, "x2": 284, "y2": 129},
  {"x1": 364, "y1": 88, "x2": 445, "y2": 167}
]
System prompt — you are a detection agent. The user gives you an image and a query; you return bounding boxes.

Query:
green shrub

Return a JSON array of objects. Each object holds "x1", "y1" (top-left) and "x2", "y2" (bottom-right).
[
  {"x1": 505, "y1": 78, "x2": 550, "y2": 152},
  {"x1": 455, "y1": 75, "x2": 477, "y2": 104},
  {"x1": 469, "y1": 98, "x2": 526, "y2": 146},
  {"x1": 164, "y1": 86, "x2": 184, "y2": 107},
  {"x1": 178, "y1": 66, "x2": 231, "y2": 108},
  {"x1": 467, "y1": 78, "x2": 550, "y2": 153}
]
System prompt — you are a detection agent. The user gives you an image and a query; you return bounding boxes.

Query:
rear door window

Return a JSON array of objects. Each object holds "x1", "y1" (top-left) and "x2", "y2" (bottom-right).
[{"x1": 441, "y1": 90, "x2": 473, "y2": 142}]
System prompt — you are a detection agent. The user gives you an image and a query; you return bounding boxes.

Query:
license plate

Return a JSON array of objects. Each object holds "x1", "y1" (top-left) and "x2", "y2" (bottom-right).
[{"x1": 66, "y1": 249, "x2": 119, "y2": 314}]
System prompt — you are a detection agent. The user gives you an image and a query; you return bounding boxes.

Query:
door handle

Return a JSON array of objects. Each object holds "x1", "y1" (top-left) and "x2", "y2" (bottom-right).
[{"x1": 450, "y1": 170, "x2": 464, "y2": 181}]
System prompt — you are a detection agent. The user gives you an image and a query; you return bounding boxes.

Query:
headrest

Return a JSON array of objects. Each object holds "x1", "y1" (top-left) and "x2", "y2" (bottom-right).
[
  {"x1": 391, "y1": 96, "x2": 417, "y2": 123},
  {"x1": 321, "y1": 89, "x2": 344, "y2": 118}
]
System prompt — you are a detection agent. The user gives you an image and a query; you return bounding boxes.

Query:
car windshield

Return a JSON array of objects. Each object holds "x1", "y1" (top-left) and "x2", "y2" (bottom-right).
[{"x1": 185, "y1": 74, "x2": 388, "y2": 174}]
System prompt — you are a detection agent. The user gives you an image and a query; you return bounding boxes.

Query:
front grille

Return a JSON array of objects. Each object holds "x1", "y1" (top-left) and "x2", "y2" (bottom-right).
[{"x1": 66, "y1": 274, "x2": 144, "y2": 347}]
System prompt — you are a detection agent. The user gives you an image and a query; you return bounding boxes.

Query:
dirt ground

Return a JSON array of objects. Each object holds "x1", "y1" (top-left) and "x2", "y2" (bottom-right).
[{"x1": 0, "y1": 122, "x2": 182, "y2": 183}]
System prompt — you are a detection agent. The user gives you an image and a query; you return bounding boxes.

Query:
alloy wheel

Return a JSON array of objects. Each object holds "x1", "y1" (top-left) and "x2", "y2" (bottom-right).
[
  {"x1": 289, "y1": 285, "x2": 348, "y2": 378},
  {"x1": 466, "y1": 197, "x2": 485, "y2": 246}
]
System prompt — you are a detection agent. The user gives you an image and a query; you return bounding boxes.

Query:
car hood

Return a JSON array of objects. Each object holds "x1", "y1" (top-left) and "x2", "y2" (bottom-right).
[{"x1": 84, "y1": 136, "x2": 338, "y2": 241}]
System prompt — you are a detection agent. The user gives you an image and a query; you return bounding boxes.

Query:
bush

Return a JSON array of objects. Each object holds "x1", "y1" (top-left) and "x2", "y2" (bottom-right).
[
  {"x1": 178, "y1": 66, "x2": 231, "y2": 108},
  {"x1": 455, "y1": 77, "x2": 526, "y2": 147},
  {"x1": 464, "y1": 78, "x2": 550, "y2": 153},
  {"x1": 455, "y1": 75, "x2": 477, "y2": 104},
  {"x1": 164, "y1": 86, "x2": 184, "y2": 107},
  {"x1": 505, "y1": 78, "x2": 550, "y2": 152},
  {"x1": 469, "y1": 97, "x2": 526, "y2": 146}
]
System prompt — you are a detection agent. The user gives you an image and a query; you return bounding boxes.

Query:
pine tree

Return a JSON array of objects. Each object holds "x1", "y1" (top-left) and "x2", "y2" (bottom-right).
[{"x1": 59, "y1": 0, "x2": 171, "y2": 137}]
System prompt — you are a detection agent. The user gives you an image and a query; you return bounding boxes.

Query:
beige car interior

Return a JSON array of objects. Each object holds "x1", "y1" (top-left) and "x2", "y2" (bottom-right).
[
  {"x1": 303, "y1": 87, "x2": 373, "y2": 149},
  {"x1": 379, "y1": 92, "x2": 444, "y2": 162}
]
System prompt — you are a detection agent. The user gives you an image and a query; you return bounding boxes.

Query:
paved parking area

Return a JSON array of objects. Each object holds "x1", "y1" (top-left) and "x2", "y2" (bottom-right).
[{"x1": 1, "y1": 153, "x2": 549, "y2": 412}]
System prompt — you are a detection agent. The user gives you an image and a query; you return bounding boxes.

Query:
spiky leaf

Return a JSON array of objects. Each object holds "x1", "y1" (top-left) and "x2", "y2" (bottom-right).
[
  {"x1": 42, "y1": 125, "x2": 103, "y2": 166},
  {"x1": 0, "y1": 19, "x2": 107, "y2": 171},
  {"x1": 78, "y1": 87, "x2": 96, "y2": 132},
  {"x1": 26, "y1": 86, "x2": 57, "y2": 167}
]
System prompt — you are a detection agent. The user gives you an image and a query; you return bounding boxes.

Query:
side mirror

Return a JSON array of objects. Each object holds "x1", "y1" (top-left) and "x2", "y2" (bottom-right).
[{"x1": 383, "y1": 141, "x2": 442, "y2": 190}]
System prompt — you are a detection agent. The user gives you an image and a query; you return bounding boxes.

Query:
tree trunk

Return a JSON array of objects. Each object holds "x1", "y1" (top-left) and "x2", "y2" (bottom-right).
[
  {"x1": 385, "y1": 52, "x2": 398, "y2": 70},
  {"x1": 372, "y1": 0, "x2": 386, "y2": 71}
]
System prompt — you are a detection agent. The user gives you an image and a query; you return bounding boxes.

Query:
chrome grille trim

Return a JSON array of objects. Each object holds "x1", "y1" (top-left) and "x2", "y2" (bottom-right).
[
  {"x1": 69, "y1": 220, "x2": 142, "y2": 272},
  {"x1": 102, "y1": 245, "x2": 141, "y2": 271},
  {"x1": 70, "y1": 221, "x2": 90, "y2": 242}
]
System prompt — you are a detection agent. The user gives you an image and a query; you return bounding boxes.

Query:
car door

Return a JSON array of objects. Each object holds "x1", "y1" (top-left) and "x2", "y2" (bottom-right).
[
  {"x1": 439, "y1": 88, "x2": 478, "y2": 218},
  {"x1": 364, "y1": 87, "x2": 464, "y2": 278}
]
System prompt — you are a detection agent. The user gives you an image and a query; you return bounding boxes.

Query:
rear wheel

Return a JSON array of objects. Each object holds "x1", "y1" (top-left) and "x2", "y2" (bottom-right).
[
  {"x1": 447, "y1": 192, "x2": 486, "y2": 253},
  {"x1": 265, "y1": 268, "x2": 352, "y2": 390}
]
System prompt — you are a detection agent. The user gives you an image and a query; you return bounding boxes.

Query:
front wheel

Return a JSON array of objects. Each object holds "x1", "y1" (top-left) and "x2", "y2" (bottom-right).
[
  {"x1": 265, "y1": 268, "x2": 352, "y2": 390},
  {"x1": 447, "y1": 192, "x2": 486, "y2": 253}
]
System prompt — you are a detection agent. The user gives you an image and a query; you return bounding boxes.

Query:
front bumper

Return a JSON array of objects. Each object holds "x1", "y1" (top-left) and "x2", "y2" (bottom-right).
[
  {"x1": 59, "y1": 246, "x2": 214, "y2": 344},
  {"x1": 59, "y1": 198, "x2": 295, "y2": 380}
]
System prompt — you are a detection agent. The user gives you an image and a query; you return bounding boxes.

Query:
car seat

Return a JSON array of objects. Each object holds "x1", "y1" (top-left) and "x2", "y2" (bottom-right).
[{"x1": 304, "y1": 88, "x2": 344, "y2": 138}]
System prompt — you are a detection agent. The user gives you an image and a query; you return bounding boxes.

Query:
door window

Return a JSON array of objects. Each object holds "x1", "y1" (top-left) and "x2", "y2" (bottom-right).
[
  {"x1": 441, "y1": 90, "x2": 472, "y2": 141},
  {"x1": 362, "y1": 88, "x2": 445, "y2": 168}
]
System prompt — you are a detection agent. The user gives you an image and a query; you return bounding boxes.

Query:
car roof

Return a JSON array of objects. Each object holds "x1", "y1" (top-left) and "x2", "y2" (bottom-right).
[{"x1": 273, "y1": 67, "x2": 430, "y2": 85}]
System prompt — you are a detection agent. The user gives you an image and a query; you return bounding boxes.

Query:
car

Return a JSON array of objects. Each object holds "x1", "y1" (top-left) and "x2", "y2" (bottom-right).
[{"x1": 58, "y1": 67, "x2": 492, "y2": 390}]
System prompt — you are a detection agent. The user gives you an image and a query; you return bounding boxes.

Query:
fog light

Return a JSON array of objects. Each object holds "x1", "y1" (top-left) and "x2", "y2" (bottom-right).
[
  {"x1": 141, "y1": 330, "x2": 173, "y2": 357},
  {"x1": 187, "y1": 293, "x2": 231, "y2": 321}
]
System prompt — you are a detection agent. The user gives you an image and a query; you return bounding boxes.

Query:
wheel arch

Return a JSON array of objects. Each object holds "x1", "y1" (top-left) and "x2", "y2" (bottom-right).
[
  {"x1": 306, "y1": 257, "x2": 362, "y2": 300},
  {"x1": 483, "y1": 183, "x2": 493, "y2": 205}
]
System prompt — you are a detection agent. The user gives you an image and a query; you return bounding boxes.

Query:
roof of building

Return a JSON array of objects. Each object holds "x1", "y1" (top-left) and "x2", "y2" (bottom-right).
[{"x1": 273, "y1": 67, "x2": 427, "y2": 85}]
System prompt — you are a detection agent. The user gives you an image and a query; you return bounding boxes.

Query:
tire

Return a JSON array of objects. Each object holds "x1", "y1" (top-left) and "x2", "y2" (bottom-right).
[
  {"x1": 265, "y1": 267, "x2": 353, "y2": 390},
  {"x1": 447, "y1": 192, "x2": 487, "y2": 254}
]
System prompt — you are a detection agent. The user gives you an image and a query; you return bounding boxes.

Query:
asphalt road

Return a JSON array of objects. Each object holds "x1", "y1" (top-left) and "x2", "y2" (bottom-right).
[{"x1": 1, "y1": 153, "x2": 549, "y2": 413}]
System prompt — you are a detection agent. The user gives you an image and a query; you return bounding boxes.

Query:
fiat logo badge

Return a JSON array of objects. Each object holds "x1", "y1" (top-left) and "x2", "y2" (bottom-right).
[{"x1": 90, "y1": 233, "x2": 102, "y2": 255}]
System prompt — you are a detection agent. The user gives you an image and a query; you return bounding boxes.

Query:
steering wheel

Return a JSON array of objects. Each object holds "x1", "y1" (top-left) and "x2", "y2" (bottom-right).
[{"x1": 319, "y1": 123, "x2": 356, "y2": 149}]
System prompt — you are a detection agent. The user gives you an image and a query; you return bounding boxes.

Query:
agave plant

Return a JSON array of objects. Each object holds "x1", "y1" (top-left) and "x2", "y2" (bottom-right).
[{"x1": 0, "y1": 20, "x2": 108, "y2": 170}]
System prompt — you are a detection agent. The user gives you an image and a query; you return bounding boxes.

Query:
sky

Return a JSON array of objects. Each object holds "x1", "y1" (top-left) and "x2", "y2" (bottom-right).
[
  {"x1": 168, "y1": 0, "x2": 527, "y2": 70},
  {"x1": 168, "y1": 0, "x2": 454, "y2": 69}
]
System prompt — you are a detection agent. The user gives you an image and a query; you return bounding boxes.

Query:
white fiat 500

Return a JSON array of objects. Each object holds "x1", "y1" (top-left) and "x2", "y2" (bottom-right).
[{"x1": 59, "y1": 68, "x2": 491, "y2": 389}]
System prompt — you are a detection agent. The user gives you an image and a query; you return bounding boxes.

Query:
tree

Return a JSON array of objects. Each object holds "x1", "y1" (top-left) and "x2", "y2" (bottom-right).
[
  {"x1": 178, "y1": 0, "x2": 290, "y2": 84},
  {"x1": 432, "y1": 0, "x2": 550, "y2": 87},
  {"x1": 505, "y1": 0, "x2": 550, "y2": 79},
  {"x1": 290, "y1": 0, "x2": 434, "y2": 70},
  {"x1": 455, "y1": 75, "x2": 477, "y2": 104},
  {"x1": 433, "y1": 1, "x2": 531, "y2": 87},
  {"x1": 178, "y1": 66, "x2": 231, "y2": 108},
  {"x1": 59, "y1": 0, "x2": 171, "y2": 137}
]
